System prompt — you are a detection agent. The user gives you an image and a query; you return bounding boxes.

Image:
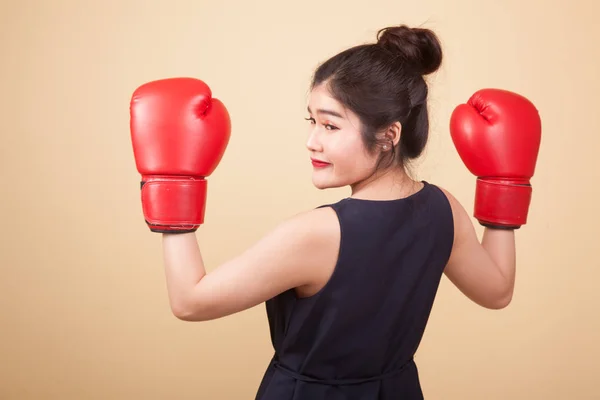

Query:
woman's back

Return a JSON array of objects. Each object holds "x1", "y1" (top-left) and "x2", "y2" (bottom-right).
[
  {"x1": 256, "y1": 181, "x2": 454, "y2": 399},
  {"x1": 134, "y1": 23, "x2": 531, "y2": 400}
]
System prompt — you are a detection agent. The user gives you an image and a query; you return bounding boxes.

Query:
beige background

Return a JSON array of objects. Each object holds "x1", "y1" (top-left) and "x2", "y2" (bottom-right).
[{"x1": 1, "y1": 0, "x2": 599, "y2": 399}]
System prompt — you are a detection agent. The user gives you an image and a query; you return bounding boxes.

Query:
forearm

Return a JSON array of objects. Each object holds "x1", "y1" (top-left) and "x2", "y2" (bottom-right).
[
  {"x1": 161, "y1": 232, "x2": 207, "y2": 314},
  {"x1": 481, "y1": 228, "x2": 516, "y2": 296}
]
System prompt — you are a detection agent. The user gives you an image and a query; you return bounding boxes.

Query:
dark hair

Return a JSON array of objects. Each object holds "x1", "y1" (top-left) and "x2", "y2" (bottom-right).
[{"x1": 310, "y1": 25, "x2": 443, "y2": 171}]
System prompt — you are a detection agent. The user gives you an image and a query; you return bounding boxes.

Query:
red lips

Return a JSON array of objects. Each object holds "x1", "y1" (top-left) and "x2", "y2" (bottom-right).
[{"x1": 311, "y1": 158, "x2": 331, "y2": 168}]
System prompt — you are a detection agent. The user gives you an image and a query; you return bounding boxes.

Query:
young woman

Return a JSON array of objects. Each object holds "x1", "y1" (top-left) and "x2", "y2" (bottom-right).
[{"x1": 130, "y1": 24, "x2": 541, "y2": 400}]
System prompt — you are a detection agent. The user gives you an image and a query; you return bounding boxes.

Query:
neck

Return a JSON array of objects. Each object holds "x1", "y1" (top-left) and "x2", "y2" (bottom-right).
[{"x1": 350, "y1": 167, "x2": 421, "y2": 201}]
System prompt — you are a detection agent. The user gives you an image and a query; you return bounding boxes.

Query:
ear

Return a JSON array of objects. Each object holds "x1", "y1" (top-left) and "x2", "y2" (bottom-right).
[{"x1": 380, "y1": 122, "x2": 402, "y2": 151}]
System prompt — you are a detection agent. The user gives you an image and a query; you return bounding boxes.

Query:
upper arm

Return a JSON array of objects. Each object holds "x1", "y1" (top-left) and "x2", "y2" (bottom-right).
[
  {"x1": 439, "y1": 187, "x2": 512, "y2": 309},
  {"x1": 181, "y1": 207, "x2": 340, "y2": 321}
]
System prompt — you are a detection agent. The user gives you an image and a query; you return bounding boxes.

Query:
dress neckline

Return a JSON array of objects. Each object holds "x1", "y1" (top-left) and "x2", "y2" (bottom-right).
[{"x1": 344, "y1": 181, "x2": 429, "y2": 203}]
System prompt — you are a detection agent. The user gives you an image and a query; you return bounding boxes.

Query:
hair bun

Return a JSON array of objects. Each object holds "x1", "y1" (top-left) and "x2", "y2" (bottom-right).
[{"x1": 377, "y1": 25, "x2": 443, "y2": 75}]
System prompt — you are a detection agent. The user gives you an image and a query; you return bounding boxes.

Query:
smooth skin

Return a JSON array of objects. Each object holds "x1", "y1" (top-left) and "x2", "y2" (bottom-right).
[{"x1": 162, "y1": 83, "x2": 516, "y2": 322}]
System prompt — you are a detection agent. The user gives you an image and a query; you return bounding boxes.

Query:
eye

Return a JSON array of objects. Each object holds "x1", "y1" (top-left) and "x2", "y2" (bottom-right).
[{"x1": 305, "y1": 117, "x2": 339, "y2": 131}]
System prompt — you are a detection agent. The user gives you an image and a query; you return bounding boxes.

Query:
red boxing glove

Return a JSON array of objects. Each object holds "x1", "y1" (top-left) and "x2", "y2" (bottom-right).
[
  {"x1": 450, "y1": 89, "x2": 541, "y2": 229},
  {"x1": 130, "y1": 77, "x2": 231, "y2": 233}
]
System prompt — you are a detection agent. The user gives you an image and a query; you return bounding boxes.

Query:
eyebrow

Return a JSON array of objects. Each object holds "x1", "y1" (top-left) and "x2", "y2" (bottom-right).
[{"x1": 307, "y1": 106, "x2": 344, "y2": 119}]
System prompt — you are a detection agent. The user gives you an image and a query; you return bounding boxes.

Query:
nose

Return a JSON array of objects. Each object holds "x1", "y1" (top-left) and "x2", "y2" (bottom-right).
[{"x1": 306, "y1": 129, "x2": 322, "y2": 152}]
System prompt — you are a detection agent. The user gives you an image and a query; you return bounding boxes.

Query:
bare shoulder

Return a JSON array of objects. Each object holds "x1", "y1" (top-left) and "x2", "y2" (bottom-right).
[
  {"x1": 287, "y1": 205, "x2": 339, "y2": 231},
  {"x1": 432, "y1": 184, "x2": 481, "y2": 268},
  {"x1": 282, "y1": 205, "x2": 341, "y2": 266},
  {"x1": 280, "y1": 205, "x2": 341, "y2": 297},
  {"x1": 434, "y1": 185, "x2": 472, "y2": 244},
  {"x1": 184, "y1": 205, "x2": 341, "y2": 321},
  {"x1": 433, "y1": 185, "x2": 512, "y2": 309},
  {"x1": 267, "y1": 205, "x2": 340, "y2": 248},
  {"x1": 435, "y1": 185, "x2": 465, "y2": 217},
  {"x1": 245, "y1": 204, "x2": 341, "y2": 276}
]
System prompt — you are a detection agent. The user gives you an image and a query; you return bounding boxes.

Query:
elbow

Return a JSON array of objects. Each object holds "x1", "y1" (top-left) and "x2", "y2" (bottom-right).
[
  {"x1": 168, "y1": 286, "x2": 216, "y2": 322},
  {"x1": 172, "y1": 307, "x2": 208, "y2": 322},
  {"x1": 171, "y1": 300, "x2": 218, "y2": 322},
  {"x1": 170, "y1": 301, "x2": 207, "y2": 322},
  {"x1": 172, "y1": 307, "x2": 197, "y2": 322},
  {"x1": 487, "y1": 287, "x2": 514, "y2": 310},
  {"x1": 487, "y1": 296, "x2": 512, "y2": 310},
  {"x1": 170, "y1": 302, "x2": 193, "y2": 321}
]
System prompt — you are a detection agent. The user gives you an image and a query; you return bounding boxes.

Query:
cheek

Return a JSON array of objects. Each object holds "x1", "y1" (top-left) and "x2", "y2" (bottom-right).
[{"x1": 330, "y1": 138, "x2": 375, "y2": 175}]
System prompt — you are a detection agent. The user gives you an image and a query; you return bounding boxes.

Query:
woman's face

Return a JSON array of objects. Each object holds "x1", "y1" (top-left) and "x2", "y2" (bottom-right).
[{"x1": 306, "y1": 84, "x2": 382, "y2": 190}]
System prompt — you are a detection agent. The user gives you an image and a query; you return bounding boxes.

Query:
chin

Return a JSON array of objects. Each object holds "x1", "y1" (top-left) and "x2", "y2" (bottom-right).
[
  {"x1": 311, "y1": 179, "x2": 329, "y2": 190},
  {"x1": 314, "y1": 184, "x2": 332, "y2": 190},
  {"x1": 312, "y1": 176, "x2": 347, "y2": 190}
]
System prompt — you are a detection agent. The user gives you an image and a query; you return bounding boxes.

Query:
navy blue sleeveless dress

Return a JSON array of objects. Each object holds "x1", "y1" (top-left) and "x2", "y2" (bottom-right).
[{"x1": 255, "y1": 181, "x2": 454, "y2": 399}]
